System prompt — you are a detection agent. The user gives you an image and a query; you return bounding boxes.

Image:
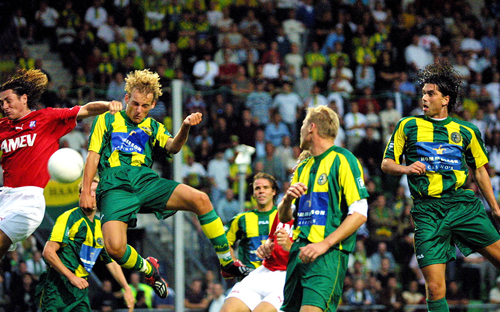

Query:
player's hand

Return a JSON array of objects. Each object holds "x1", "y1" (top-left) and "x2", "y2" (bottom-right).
[
  {"x1": 123, "y1": 286, "x2": 136, "y2": 311},
  {"x1": 108, "y1": 100, "x2": 123, "y2": 115},
  {"x1": 183, "y1": 112, "x2": 202, "y2": 126},
  {"x1": 275, "y1": 229, "x2": 292, "y2": 252},
  {"x1": 299, "y1": 241, "x2": 330, "y2": 264},
  {"x1": 79, "y1": 192, "x2": 96, "y2": 212},
  {"x1": 406, "y1": 161, "x2": 426, "y2": 175},
  {"x1": 256, "y1": 240, "x2": 274, "y2": 259},
  {"x1": 284, "y1": 182, "x2": 307, "y2": 202},
  {"x1": 69, "y1": 275, "x2": 89, "y2": 289}
]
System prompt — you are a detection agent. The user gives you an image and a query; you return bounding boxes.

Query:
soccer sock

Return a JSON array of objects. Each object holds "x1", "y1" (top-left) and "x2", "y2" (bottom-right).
[
  {"x1": 427, "y1": 298, "x2": 449, "y2": 312},
  {"x1": 198, "y1": 209, "x2": 233, "y2": 267},
  {"x1": 117, "y1": 244, "x2": 153, "y2": 276}
]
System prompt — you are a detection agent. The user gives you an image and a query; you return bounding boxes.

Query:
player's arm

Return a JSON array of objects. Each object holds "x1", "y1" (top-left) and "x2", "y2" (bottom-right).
[
  {"x1": 472, "y1": 165, "x2": 500, "y2": 223},
  {"x1": 42, "y1": 241, "x2": 89, "y2": 290},
  {"x1": 77, "y1": 100, "x2": 123, "y2": 120},
  {"x1": 278, "y1": 182, "x2": 307, "y2": 222},
  {"x1": 105, "y1": 261, "x2": 135, "y2": 312},
  {"x1": 165, "y1": 112, "x2": 202, "y2": 154},
  {"x1": 80, "y1": 151, "x2": 101, "y2": 210},
  {"x1": 299, "y1": 200, "x2": 368, "y2": 264},
  {"x1": 381, "y1": 158, "x2": 426, "y2": 176}
]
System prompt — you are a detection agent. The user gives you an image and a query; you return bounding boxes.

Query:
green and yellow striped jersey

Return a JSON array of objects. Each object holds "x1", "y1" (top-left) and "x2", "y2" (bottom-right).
[
  {"x1": 224, "y1": 207, "x2": 278, "y2": 269},
  {"x1": 49, "y1": 208, "x2": 112, "y2": 278},
  {"x1": 88, "y1": 111, "x2": 172, "y2": 174},
  {"x1": 384, "y1": 115, "x2": 488, "y2": 199},
  {"x1": 292, "y1": 146, "x2": 368, "y2": 252}
]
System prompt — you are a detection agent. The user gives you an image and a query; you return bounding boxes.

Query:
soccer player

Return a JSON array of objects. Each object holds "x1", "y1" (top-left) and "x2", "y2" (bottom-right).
[
  {"x1": 35, "y1": 177, "x2": 135, "y2": 312},
  {"x1": 279, "y1": 105, "x2": 369, "y2": 312},
  {"x1": 79, "y1": 69, "x2": 250, "y2": 299},
  {"x1": 224, "y1": 173, "x2": 279, "y2": 270},
  {"x1": 220, "y1": 200, "x2": 294, "y2": 312},
  {"x1": 0, "y1": 69, "x2": 122, "y2": 260},
  {"x1": 382, "y1": 61, "x2": 500, "y2": 312}
]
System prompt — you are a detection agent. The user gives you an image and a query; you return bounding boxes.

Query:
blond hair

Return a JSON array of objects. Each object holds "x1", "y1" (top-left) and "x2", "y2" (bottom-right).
[
  {"x1": 305, "y1": 106, "x2": 339, "y2": 140},
  {"x1": 124, "y1": 69, "x2": 163, "y2": 102},
  {"x1": 78, "y1": 176, "x2": 100, "y2": 194}
]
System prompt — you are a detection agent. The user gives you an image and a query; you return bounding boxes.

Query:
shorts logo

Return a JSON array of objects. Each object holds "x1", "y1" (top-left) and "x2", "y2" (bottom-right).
[
  {"x1": 450, "y1": 132, "x2": 462, "y2": 144},
  {"x1": 317, "y1": 173, "x2": 327, "y2": 185},
  {"x1": 416, "y1": 254, "x2": 424, "y2": 260}
]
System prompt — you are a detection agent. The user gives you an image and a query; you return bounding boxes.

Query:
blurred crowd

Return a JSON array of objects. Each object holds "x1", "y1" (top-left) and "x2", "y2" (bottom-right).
[{"x1": 2, "y1": 0, "x2": 500, "y2": 310}]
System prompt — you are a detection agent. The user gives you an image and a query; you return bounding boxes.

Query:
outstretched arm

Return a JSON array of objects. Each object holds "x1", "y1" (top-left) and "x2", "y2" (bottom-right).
[
  {"x1": 42, "y1": 241, "x2": 89, "y2": 290},
  {"x1": 105, "y1": 261, "x2": 135, "y2": 312},
  {"x1": 77, "y1": 100, "x2": 123, "y2": 120},
  {"x1": 165, "y1": 112, "x2": 202, "y2": 154}
]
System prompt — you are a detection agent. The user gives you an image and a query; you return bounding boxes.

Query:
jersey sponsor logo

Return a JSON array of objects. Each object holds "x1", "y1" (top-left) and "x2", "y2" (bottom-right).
[
  {"x1": 111, "y1": 128, "x2": 150, "y2": 154},
  {"x1": 1, "y1": 133, "x2": 37, "y2": 153},
  {"x1": 15, "y1": 124, "x2": 23, "y2": 131},
  {"x1": 258, "y1": 220, "x2": 269, "y2": 225},
  {"x1": 80, "y1": 243, "x2": 103, "y2": 273},
  {"x1": 29, "y1": 120, "x2": 36, "y2": 129},
  {"x1": 276, "y1": 222, "x2": 294, "y2": 237},
  {"x1": 317, "y1": 173, "x2": 327, "y2": 185},
  {"x1": 297, "y1": 192, "x2": 328, "y2": 227},
  {"x1": 249, "y1": 235, "x2": 268, "y2": 262},
  {"x1": 416, "y1": 142, "x2": 462, "y2": 171},
  {"x1": 450, "y1": 132, "x2": 462, "y2": 144}
]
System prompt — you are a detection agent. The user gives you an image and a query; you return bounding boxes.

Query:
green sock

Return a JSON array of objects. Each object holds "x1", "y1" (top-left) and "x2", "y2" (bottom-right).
[
  {"x1": 198, "y1": 209, "x2": 233, "y2": 266},
  {"x1": 427, "y1": 298, "x2": 449, "y2": 312},
  {"x1": 117, "y1": 245, "x2": 152, "y2": 276}
]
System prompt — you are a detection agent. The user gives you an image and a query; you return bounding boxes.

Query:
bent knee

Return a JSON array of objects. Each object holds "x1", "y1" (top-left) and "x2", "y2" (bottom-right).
[
  {"x1": 426, "y1": 281, "x2": 446, "y2": 300},
  {"x1": 189, "y1": 190, "x2": 212, "y2": 213}
]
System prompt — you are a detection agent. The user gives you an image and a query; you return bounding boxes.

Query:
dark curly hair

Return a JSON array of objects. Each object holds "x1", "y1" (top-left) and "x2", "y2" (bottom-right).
[
  {"x1": 0, "y1": 69, "x2": 48, "y2": 109},
  {"x1": 417, "y1": 61, "x2": 462, "y2": 113}
]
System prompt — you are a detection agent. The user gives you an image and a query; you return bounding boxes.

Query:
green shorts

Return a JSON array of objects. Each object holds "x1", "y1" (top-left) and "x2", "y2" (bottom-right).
[
  {"x1": 412, "y1": 191, "x2": 500, "y2": 268},
  {"x1": 281, "y1": 238, "x2": 348, "y2": 312},
  {"x1": 35, "y1": 269, "x2": 90, "y2": 312},
  {"x1": 97, "y1": 166, "x2": 179, "y2": 227}
]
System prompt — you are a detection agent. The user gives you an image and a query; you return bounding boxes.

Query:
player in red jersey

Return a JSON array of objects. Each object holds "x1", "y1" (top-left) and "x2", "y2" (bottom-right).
[
  {"x1": 0, "y1": 69, "x2": 122, "y2": 259},
  {"x1": 220, "y1": 173, "x2": 295, "y2": 312}
]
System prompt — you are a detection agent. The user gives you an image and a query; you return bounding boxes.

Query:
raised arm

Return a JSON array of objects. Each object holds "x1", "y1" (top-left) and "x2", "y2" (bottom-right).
[
  {"x1": 77, "y1": 100, "x2": 123, "y2": 120},
  {"x1": 42, "y1": 241, "x2": 89, "y2": 290},
  {"x1": 278, "y1": 182, "x2": 307, "y2": 223},
  {"x1": 165, "y1": 112, "x2": 202, "y2": 154},
  {"x1": 105, "y1": 261, "x2": 135, "y2": 312}
]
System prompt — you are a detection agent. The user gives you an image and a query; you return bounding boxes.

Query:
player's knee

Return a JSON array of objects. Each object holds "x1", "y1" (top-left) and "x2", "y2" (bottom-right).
[
  {"x1": 104, "y1": 243, "x2": 126, "y2": 260},
  {"x1": 190, "y1": 190, "x2": 212, "y2": 213},
  {"x1": 426, "y1": 281, "x2": 446, "y2": 300}
]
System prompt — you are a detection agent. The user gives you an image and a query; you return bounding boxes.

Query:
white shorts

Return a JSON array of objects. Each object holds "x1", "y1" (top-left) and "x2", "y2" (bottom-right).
[
  {"x1": 0, "y1": 187, "x2": 45, "y2": 248},
  {"x1": 226, "y1": 265, "x2": 287, "y2": 311}
]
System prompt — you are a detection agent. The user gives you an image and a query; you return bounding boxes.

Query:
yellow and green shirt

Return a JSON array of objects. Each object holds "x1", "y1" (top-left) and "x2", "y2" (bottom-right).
[
  {"x1": 88, "y1": 111, "x2": 172, "y2": 174},
  {"x1": 224, "y1": 207, "x2": 278, "y2": 268},
  {"x1": 384, "y1": 116, "x2": 488, "y2": 199},
  {"x1": 48, "y1": 207, "x2": 112, "y2": 277},
  {"x1": 291, "y1": 146, "x2": 368, "y2": 252}
]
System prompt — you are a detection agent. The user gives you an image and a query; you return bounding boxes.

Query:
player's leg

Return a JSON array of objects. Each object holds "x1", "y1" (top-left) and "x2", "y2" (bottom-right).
[
  {"x1": 220, "y1": 297, "x2": 252, "y2": 312},
  {"x1": 420, "y1": 263, "x2": 449, "y2": 311},
  {"x1": 477, "y1": 239, "x2": 500, "y2": 269},
  {"x1": 166, "y1": 184, "x2": 246, "y2": 274},
  {"x1": 253, "y1": 301, "x2": 278, "y2": 312},
  {"x1": 0, "y1": 230, "x2": 13, "y2": 259}
]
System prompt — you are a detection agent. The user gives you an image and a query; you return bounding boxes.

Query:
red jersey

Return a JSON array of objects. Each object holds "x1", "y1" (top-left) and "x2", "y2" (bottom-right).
[
  {"x1": 0, "y1": 107, "x2": 81, "y2": 188},
  {"x1": 262, "y1": 215, "x2": 294, "y2": 271}
]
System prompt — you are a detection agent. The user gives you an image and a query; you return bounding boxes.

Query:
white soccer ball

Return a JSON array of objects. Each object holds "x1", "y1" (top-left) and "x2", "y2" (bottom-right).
[{"x1": 48, "y1": 148, "x2": 85, "y2": 183}]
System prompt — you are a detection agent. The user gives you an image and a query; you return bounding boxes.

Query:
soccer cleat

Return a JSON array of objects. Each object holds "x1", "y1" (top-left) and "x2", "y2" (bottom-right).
[
  {"x1": 221, "y1": 260, "x2": 253, "y2": 280},
  {"x1": 144, "y1": 257, "x2": 169, "y2": 299}
]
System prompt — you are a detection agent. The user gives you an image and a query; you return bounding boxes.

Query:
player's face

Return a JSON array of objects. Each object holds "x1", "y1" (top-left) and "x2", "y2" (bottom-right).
[
  {"x1": 422, "y1": 83, "x2": 449, "y2": 119},
  {"x1": 299, "y1": 117, "x2": 312, "y2": 150},
  {"x1": 125, "y1": 90, "x2": 156, "y2": 124},
  {"x1": 0, "y1": 89, "x2": 31, "y2": 120},
  {"x1": 253, "y1": 178, "x2": 276, "y2": 210}
]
